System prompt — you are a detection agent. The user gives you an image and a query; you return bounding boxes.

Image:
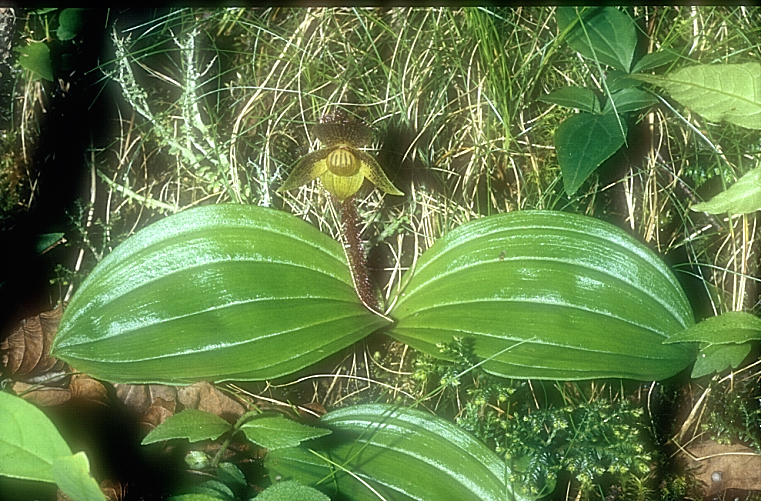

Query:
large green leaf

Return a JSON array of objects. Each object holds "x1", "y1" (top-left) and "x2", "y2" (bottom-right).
[
  {"x1": 389, "y1": 211, "x2": 696, "y2": 381},
  {"x1": 52, "y1": 204, "x2": 389, "y2": 384},
  {"x1": 0, "y1": 392, "x2": 73, "y2": 483},
  {"x1": 691, "y1": 165, "x2": 761, "y2": 214},
  {"x1": 557, "y1": 7, "x2": 637, "y2": 73},
  {"x1": 630, "y1": 63, "x2": 761, "y2": 129},
  {"x1": 554, "y1": 112, "x2": 628, "y2": 196},
  {"x1": 265, "y1": 404, "x2": 528, "y2": 501}
]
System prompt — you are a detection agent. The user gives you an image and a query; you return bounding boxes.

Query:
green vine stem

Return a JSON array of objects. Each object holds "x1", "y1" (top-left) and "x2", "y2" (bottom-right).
[{"x1": 334, "y1": 195, "x2": 382, "y2": 314}]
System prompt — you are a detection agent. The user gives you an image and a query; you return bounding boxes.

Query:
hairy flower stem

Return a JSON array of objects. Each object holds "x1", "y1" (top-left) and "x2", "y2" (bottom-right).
[{"x1": 334, "y1": 195, "x2": 382, "y2": 314}]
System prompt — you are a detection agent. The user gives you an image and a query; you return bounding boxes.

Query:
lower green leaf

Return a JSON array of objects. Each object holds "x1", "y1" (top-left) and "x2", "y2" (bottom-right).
[
  {"x1": 239, "y1": 414, "x2": 331, "y2": 451},
  {"x1": 257, "y1": 480, "x2": 331, "y2": 501},
  {"x1": 265, "y1": 404, "x2": 528, "y2": 501},
  {"x1": 691, "y1": 343, "x2": 752, "y2": 379},
  {"x1": 0, "y1": 392, "x2": 72, "y2": 483},
  {"x1": 389, "y1": 211, "x2": 696, "y2": 381},
  {"x1": 51, "y1": 452, "x2": 106, "y2": 501},
  {"x1": 665, "y1": 310, "x2": 761, "y2": 345},
  {"x1": 141, "y1": 410, "x2": 232, "y2": 445}
]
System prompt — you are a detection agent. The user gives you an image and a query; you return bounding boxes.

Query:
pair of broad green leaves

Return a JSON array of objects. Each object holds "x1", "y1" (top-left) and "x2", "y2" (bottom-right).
[
  {"x1": 51, "y1": 204, "x2": 758, "y2": 384},
  {"x1": 46, "y1": 204, "x2": 761, "y2": 501}
]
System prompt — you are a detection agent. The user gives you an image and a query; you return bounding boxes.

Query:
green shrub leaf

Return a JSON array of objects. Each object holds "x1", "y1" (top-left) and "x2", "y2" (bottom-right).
[
  {"x1": 239, "y1": 414, "x2": 331, "y2": 451},
  {"x1": 257, "y1": 481, "x2": 331, "y2": 501},
  {"x1": 603, "y1": 88, "x2": 659, "y2": 114},
  {"x1": 606, "y1": 70, "x2": 643, "y2": 92},
  {"x1": 265, "y1": 404, "x2": 527, "y2": 501},
  {"x1": 691, "y1": 166, "x2": 761, "y2": 214},
  {"x1": 389, "y1": 211, "x2": 696, "y2": 381},
  {"x1": 557, "y1": 7, "x2": 637, "y2": 72},
  {"x1": 15, "y1": 42, "x2": 53, "y2": 81},
  {"x1": 57, "y1": 9, "x2": 87, "y2": 41},
  {"x1": 51, "y1": 452, "x2": 107, "y2": 501},
  {"x1": 142, "y1": 410, "x2": 232, "y2": 445},
  {"x1": 665, "y1": 310, "x2": 761, "y2": 345},
  {"x1": 631, "y1": 50, "x2": 680, "y2": 73},
  {"x1": 631, "y1": 63, "x2": 761, "y2": 129},
  {"x1": 168, "y1": 495, "x2": 228, "y2": 501},
  {"x1": 52, "y1": 204, "x2": 390, "y2": 384},
  {"x1": 0, "y1": 392, "x2": 72, "y2": 483},
  {"x1": 691, "y1": 343, "x2": 752, "y2": 378},
  {"x1": 554, "y1": 112, "x2": 628, "y2": 196},
  {"x1": 216, "y1": 462, "x2": 246, "y2": 489},
  {"x1": 538, "y1": 87, "x2": 601, "y2": 114}
]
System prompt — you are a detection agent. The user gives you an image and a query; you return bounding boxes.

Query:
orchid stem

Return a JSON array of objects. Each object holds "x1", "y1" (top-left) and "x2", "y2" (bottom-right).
[{"x1": 334, "y1": 195, "x2": 381, "y2": 313}]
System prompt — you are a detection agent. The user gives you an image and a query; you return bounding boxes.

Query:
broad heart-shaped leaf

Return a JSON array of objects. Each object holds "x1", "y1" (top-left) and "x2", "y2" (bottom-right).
[
  {"x1": 630, "y1": 63, "x2": 761, "y2": 129},
  {"x1": 15, "y1": 41, "x2": 53, "y2": 81},
  {"x1": 691, "y1": 166, "x2": 761, "y2": 214},
  {"x1": 0, "y1": 392, "x2": 72, "y2": 482},
  {"x1": 538, "y1": 87, "x2": 601, "y2": 114},
  {"x1": 51, "y1": 452, "x2": 107, "y2": 501},
  {"x1": 142, "y1": 409, "x2": 232, "y2": 445},
  {"x1": 389, "y1": 211, "x2": 697, "y2": 381},
  {"x1": 664, "y1": 310, "x2": 761, "y2": 345},
  {"x1": 557, "y1": 7, "x2": 637, "y2": 72},
  {"x1": 691, "y1": 343, "x2": 752, "y2": 379},
  {"x1": 52, "y1": 204, "x2": 389, "y2": 384},
  {"x1": 265, "y1": 404, "x2": 529, "y2": 501},
  {"x1": 57, "y1": 8, "x2": 87, "y2": 41},
  {"x1": 555, "y1": 112, "x2": 628, "y2": 196},
  {"x1": 239, "y1": 414, "x2": 331, "y2": 450}
]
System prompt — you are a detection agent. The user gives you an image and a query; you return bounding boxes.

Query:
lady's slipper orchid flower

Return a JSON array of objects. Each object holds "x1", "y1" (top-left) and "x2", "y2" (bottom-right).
[{"x1": 277, "y1": 113, "x2": 403, "y2": 201}]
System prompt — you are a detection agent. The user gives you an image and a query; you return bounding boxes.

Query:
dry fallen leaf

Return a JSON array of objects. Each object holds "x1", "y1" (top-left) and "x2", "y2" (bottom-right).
[
  {"x1": 70, "y1": 374, "x2": 109, "y2": 405},
  {"x1": 114, "y1": 384, "x2": 151, "y2": 414},
  {"x1": 99, "y1": 479, "x2": 126, "y2": 501},
  {"x1": 178, "y1": 381, "x2": 247, "y2": 420},
  {"x1": 1, "y1": 304, "x2": 65, "y2": 377},
  {"x1": 141, "y1": 396, "x2": 175, "y2": 432},
  {"x1": 12, "y1": 380, "x2": 71, "y2": 406},
  {"x1": 114, "y1": 383, "x2": 179, "y2": 434},
  {"x1": 114, "y1": 384, "x2": 177, "y2": 415},
  {"x1": 684, "y1": 442, "x2": 761, "y2": 496}
]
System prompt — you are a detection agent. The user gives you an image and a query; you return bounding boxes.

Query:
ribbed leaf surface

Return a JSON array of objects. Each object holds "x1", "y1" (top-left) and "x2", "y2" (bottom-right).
[
  {"x1": 52, "y1": 204, "x2": 389, "y2": 384},
  {"x1": 389, "y1": 211, "x2": 696, "y2": 380},
  {"x1": 265, "y1": 404, "x2": 528, "y2": 501}
]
